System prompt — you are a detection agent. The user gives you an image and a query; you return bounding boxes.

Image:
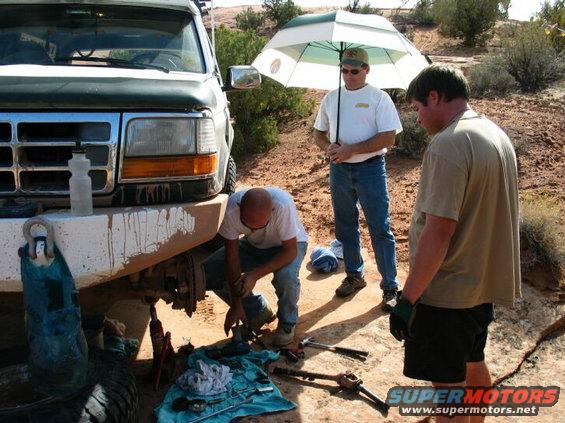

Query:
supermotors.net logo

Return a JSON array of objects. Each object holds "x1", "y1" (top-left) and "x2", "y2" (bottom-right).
[{"x1": 386, "y1": 386, "x2": 560, "y2": 416}]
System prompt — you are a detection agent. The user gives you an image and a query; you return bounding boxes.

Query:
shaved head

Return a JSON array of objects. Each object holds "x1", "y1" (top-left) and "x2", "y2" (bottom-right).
[{"x1": 240, "y1": 188, "x2": 273, "y2": 229}]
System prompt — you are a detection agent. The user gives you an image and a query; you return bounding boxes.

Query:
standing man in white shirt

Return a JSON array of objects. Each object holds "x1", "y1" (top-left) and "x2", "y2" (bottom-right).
[
  {"x1": 313, "y1": 47, "x2": 402, "y2": 311},
  {"x1": 204, "y1": 187, "x2": 308, "y2": 346}
]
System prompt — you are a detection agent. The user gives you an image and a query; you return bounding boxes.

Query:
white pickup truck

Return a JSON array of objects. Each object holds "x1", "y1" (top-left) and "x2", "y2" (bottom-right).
[{"x1": 0, "y1": 0, "x2": 259, "y2": 316}]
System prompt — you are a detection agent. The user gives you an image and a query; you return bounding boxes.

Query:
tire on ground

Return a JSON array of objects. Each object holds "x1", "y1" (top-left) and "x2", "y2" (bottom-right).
[{"x1": 0, "y1": 350, "x2": 138, "y2": 423}]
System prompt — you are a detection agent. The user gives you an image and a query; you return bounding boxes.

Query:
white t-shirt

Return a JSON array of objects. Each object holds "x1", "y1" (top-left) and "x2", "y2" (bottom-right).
[
  {"x1": 219, "y1": 187, "x2": 308, "y2": 249},
  {"x1": 314, "y1": 84, "x2": 403, "y2": 163}
]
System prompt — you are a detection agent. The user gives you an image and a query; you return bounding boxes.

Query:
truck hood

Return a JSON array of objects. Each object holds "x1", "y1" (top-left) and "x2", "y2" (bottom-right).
[{"x1": 0, "y1": 65, "x2": 216, "y2": 110}]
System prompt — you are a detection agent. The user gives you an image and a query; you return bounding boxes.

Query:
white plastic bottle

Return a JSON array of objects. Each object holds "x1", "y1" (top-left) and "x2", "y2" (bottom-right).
[{"x1": 68, "y1": 142, "x2": 93, "y2": 216}]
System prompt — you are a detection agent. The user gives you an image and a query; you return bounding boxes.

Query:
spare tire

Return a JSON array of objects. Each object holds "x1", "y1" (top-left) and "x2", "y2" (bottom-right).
[{"x1": 0, "y1": 350, "x2": 138, "y2": 423}]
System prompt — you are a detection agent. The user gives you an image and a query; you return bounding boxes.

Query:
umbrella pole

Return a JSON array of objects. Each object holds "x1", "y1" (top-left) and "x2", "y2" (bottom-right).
[{"x1": 336, "y1": 42, "x2": 344, "y2": 144}]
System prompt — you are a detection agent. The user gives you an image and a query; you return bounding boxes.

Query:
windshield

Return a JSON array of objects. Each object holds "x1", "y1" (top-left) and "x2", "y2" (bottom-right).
[{"x1": 0, "y1": 4, "x2": 206, "y2": 73}]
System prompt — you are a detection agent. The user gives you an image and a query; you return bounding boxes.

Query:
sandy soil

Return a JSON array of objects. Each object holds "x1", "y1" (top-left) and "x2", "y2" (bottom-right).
[
  {"x1": 115, "y1": 7, "x2": 564, "y2": 422},
  {"x1": 0, "y1": 7, "x2": 561, "y2": 423}
]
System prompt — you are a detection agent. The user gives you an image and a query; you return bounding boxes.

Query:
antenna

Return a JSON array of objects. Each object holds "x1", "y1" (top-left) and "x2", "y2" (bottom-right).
[{"x1": 210, "y1": 0, "x2": 215, "y2": 55}]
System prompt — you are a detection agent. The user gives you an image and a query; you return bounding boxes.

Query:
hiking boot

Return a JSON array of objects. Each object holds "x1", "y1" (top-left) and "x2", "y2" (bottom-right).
[
  {"x1": 381, "y1": 288, "x2": 398, "y2": 312},
  {"x1": 335, "y1": 275, "x2": 367, "y2": 298},
  {"x1": 246, "y1": 304, "x2": 276, "y2": 333},
  {"x1": 272, "y1": 323, "x2": 295, "y2": 347}
]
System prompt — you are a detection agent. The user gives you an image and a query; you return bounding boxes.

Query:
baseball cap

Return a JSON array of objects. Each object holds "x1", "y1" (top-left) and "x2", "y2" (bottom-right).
[{"x1": 340, "y1": 48, "x2": 369, "y2": 67}]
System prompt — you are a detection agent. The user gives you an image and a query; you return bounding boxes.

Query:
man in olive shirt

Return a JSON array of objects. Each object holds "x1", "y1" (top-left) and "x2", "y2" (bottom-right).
[{"x1": 390, "y1": 66, "x2": 520, "y2": 423}]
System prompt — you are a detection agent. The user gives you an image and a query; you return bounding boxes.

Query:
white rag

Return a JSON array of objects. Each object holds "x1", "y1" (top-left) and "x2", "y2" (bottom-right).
[{"x1": 176, "y1": 359, "x2": 233, "y2": 395}]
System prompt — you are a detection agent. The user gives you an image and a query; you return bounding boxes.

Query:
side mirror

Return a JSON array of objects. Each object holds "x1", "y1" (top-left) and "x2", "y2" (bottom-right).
[{"x1": 223, "y1": 66, "x2": 261, "y2": 91}]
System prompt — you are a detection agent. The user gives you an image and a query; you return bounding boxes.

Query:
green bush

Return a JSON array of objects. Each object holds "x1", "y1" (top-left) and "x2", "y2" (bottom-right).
[
  {"x1": 235, "y1": 7, "x2": 265, "y2": 32},
  {"x1": 394, "y1": 111, "x2": 429, "y2": 158},
  {"x1": 433, "y1": 0, "x2": 510, "y2": 46},
  {"x1": 215, "y1": 26, "x2": 314, "y2": 159},
  {"x1": 262, "y1": 0, "x2": 303, "y2": 28},
  {"x1": 520, "y1": 194, "x2": 564, "y2": 287},
  {"x1": 537, "y1": 0, "x2": 565, "y2": 52},
  {"x1": 501, "y1": 22, "x2": 565, "y2": 92},
  {"x1": 344, "y1": 0, "x2": 380, "y2": 15},
  {"x1": 468, "y1": 55, "x2": 517, "y2": 98},
  {"x1": 384, "y1": 89, "x2": 406, "y2": 106},
  {"x1": 513, "y1": 136, "x2": 530, "y2": 157},
  {"x1": 411, "y1": 0, "x2": 436, "y2": 26}
]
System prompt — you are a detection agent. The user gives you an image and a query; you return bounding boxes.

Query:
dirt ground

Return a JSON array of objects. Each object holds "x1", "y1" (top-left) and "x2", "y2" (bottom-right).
[{"x1": 110, "y1": 7, "x2": 564, "y2": 422}]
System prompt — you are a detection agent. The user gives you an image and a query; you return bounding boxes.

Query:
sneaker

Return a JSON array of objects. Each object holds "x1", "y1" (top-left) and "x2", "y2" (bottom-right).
[
  {"x1": 335, "y1": 275, "x2": 367, "y2": 298},
  {"x1": 246, "y1": 304, "x2": 276, "y2": 333},
  {"x1": 381, "y1": 289, "x2": 398, "y2": 312},
  {"x1": 272, "y1": 323, "x2": 295, "y2": 347}
]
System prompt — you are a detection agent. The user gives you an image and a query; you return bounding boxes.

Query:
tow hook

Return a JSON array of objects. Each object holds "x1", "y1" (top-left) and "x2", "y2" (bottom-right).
[{"x1": 21, "y1": 216, "x2": 55, "y2": 262}]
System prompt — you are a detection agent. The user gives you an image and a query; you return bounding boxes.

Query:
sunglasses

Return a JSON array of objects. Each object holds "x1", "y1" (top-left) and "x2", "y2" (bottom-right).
[
  {"x1": 240, "y1": 216, "x2": 269, "y2": 231},
  {"x1": 341, "y1": 68, "x2": 363, "y2": 75},
  {"x1": 238, "y1": 203, "x2": 271, "y2": 231}
]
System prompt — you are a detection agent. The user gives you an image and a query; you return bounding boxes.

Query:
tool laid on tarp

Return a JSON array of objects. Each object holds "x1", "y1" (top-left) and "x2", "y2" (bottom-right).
[
  {"x1": 172, "y1": 387, "x2": 274, "y2": 413},
  {"x1": 298, "y1": 337, "x2": 369, "y2": 361},
  {"x1": 19, "y1": 217, "x2": 88, "y2": 396},
  {"x1": 155, "y1": 348, "x2": 294, "y2": 423},
  {"x1": 186, "y1": 397, "x2": 253, "y2": 423},
  {"x1": 272, "y1": 366, "x2": 389, "y2": 417}
]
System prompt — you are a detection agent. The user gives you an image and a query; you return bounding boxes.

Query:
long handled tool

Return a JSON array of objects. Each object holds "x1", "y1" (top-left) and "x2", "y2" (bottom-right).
[
  {"x1": 186, "y1": 397, "x2": 253, "y2": 423},
  {"x1": 273, "y1": 367, "x2": 389, "y2": 417},
  {"x1": 298, "y1": 337, "x2": 369, "y2": 360}
]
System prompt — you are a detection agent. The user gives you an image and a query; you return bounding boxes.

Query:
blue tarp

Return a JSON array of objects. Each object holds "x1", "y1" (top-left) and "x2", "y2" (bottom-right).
[{"x1": 155, "y1": 348, "x2": 295, "y2": 423}]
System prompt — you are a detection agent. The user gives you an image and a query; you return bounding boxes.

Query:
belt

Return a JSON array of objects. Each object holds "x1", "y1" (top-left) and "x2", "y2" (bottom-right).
[{"x1": 349, "y1": 154, "x2": 383, "y2": 164}]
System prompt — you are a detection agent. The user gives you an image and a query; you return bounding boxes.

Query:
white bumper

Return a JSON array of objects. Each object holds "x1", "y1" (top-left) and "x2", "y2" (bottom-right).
[{"x1": 0, "y1": 195, "x2": 227, "y2": 292}]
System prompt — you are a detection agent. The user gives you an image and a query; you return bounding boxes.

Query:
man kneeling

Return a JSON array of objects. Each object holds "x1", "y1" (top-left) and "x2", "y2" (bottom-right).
[{"x1": 204, "y1": 187, "x2": 308, "y2": 346}]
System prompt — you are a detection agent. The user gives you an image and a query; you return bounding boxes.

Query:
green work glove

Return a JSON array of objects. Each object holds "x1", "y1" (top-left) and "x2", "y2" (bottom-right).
[{"x1": 389, "y1": 292, "x2": 416, "y2": 341}]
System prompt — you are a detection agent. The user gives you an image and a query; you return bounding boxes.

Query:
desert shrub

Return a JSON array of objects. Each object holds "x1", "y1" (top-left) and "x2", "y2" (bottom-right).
[
  {"x1": 215, "y1": 26, "x2": 314, "y2": 159},
  {"x1": 262, "y1": 0, "x2": 303, "y2": 28},
  {"x1": 231, "y1": 117, "x2": 279, "y2": 158},
  {"x1": 468, "y1": 55, "x2": 517, "y2": 98},
  {"x1": 410, "y1": 0, "x2": 436, "y2": 26},
  {"x1": 235, "y1": 7, "x2": 265, "y2": 32},
  {"x1": 433, "y1": 0, "x2": 510, "y2": 46},
  {"x1": 394, "y1": 111, "x2": 429, "y2": 158},
  {"x1": 520, "y1": 193, "x2": 565, "y2": 286},
  {"x1": 384, "y1": 89, "x2": 406, "y2": 106},
  {"x1": 344, "y1": 0, "x2": 380, "y2": 15},
  {"x1": 501, "y1": 22, "x2": 565, "y2": 92},
  {"x1": 537, "y1": 0, "x2": 565, "y2": 52},
  {"x1": 512, "y1": 134, "x2": 530, "y2": 157}
]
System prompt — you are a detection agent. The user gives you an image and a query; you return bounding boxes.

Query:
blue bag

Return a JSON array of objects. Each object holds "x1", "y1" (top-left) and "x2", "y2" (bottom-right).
[
  {"x1": 20, "y1": 236, "x2": 88, "y2": 396},
  {"x1": 310, "y1": 246, "x2": 339, "y2": 273}
]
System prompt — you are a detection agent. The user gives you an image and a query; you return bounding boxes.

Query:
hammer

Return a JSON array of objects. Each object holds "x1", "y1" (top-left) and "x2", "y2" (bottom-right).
[{"x1": 298, "y1": 337, "x2": 369, "y2": 360}]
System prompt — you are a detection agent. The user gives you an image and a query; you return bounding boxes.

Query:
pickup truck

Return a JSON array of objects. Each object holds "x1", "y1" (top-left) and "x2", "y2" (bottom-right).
[{"x1": 0, "y1": 0, "x2": 260, "y2": 317}]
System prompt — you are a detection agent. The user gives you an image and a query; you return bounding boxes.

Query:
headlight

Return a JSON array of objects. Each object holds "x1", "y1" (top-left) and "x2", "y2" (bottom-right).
[
  {"x1": 125, "y1": 118, "x2": 217, "y2": 156},
  {"x1": 121, "y1": 116, "x2": 218, "y2": 180}
]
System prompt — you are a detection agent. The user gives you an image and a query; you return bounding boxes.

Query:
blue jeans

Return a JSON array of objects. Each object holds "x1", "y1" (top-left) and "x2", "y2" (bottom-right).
[
  {"x1": 204, "y1": 239, "x2": 307, "y2": 326},
  {"x1": 330, "y1": 155, "x2": 398, "y2": 290}
]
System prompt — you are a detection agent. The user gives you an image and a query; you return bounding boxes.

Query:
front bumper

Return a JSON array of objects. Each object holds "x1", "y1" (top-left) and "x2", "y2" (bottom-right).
[{"x1": 0, "y1": 195, "x2": 227, "y2": 292}]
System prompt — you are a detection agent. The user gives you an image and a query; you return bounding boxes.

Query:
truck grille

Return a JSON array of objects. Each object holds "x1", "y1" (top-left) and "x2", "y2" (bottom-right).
[{"x1": 0, "y1": 113, "x2": 119, "y2": 195}]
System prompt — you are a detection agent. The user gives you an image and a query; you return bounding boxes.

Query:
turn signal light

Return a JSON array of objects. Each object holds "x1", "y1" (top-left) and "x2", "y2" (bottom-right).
[{"x1": 121, "y1": 154, "x2": 217, "y2": 179}]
